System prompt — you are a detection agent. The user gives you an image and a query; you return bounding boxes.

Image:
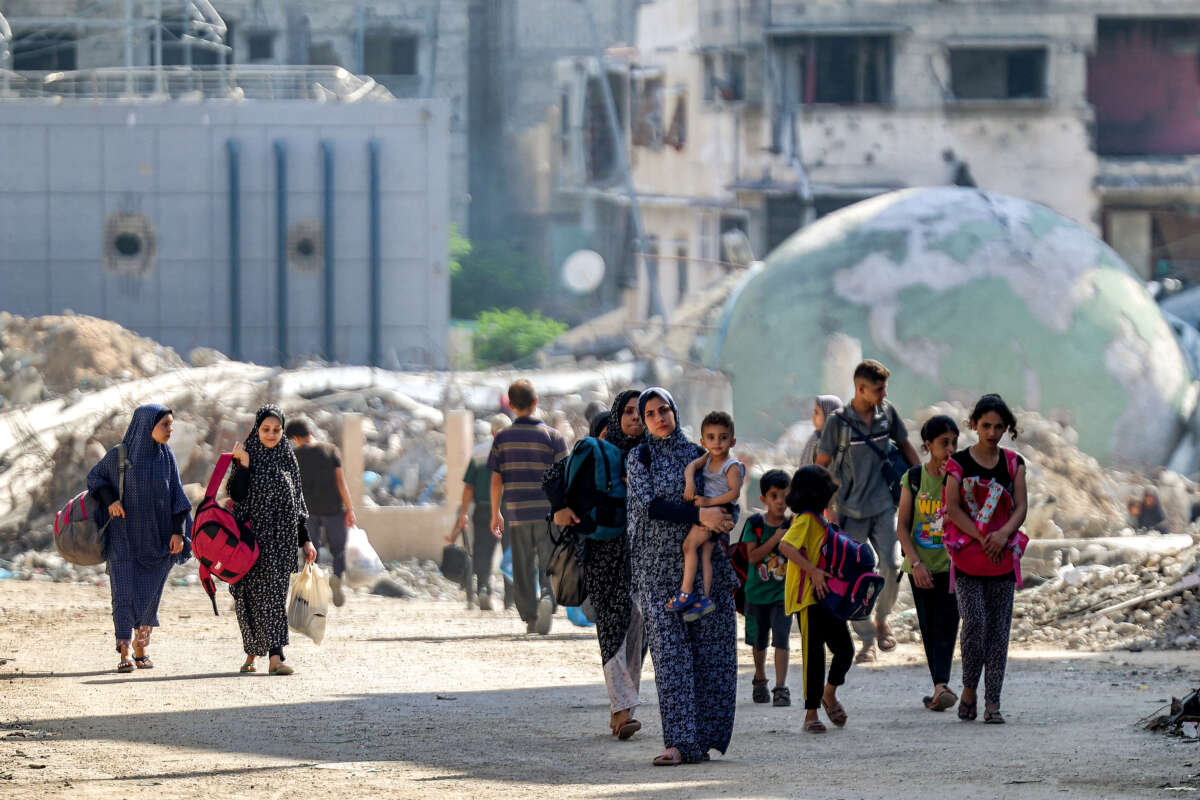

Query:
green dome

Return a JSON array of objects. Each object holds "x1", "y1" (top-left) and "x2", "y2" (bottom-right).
[{"x1": 707, "y1": 188, "x2": 1192, "y2": 468}]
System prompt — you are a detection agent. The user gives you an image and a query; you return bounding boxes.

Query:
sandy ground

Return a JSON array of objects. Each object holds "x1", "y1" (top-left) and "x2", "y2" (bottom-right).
[{"x1": 1, "y1": 579, "x2": 1198, "y2": 800}]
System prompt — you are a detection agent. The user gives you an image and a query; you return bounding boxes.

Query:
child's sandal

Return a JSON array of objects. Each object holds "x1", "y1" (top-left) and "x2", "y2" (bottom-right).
[
  {"x1": 771, "y1": 686, "x2": 791, "y2": 707},
  {"x1": 751, "y1": 678, "x2": 769, "y2": 703},
  {"x1": 958, "y1": 699, "x2": 978, "y2": 721},
  {"x1": 116, "y1": 659, "x2": 135, "y2": 674},
  {"x1": 133, "y1": 655, "x2": 153, "y2": 670},
  {"x1": 664, "y1": 591, "x2": 694, "y2": 613},
  {"x1": 821, "y1": 697, "x2": 848, "y2": 727},
  {"x1": 803, "y1": 719, "x2": 827, "y2": 734}
]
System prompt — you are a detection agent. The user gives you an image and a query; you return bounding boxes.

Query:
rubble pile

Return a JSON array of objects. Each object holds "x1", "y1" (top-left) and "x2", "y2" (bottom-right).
[
  {"x1": 0, "y1": 312, "x2": 186, "y2": 406},
  {"x1": 1144, "y1": 688, "x2": 1200, "y2": 739}
]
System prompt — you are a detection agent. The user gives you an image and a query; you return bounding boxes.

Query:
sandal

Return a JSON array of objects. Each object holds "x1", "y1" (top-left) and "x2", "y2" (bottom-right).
[
  {"x1": 269, "y1": 663, "x2": 294, "y2": 676},
  {"x1": 876, "y1": 628, "x2": 897, "y2": 652},
  {"x1": 652, "y1": 749, "x2": 683, "y2": 766},
  {"x1": 752, "y1": 677, "x2": 770, "y2": 704},
  {"x1": 803, "y1": 718, "x2": 827, "y2": 734},
  {"x1": 133, "y1": 655, "x2": 153, "y2": 670},
  {"x1": 958, "y1": 698, "x2": 977, "y2": 721},
  {"x1": 924, "y1": 688, "x2": 958, "y2": 712},
  {"x1": 116, "y1": 659, "x2": 135, "y2": 674},
  {"x1": 984, "y1": 708, "x2": 1006, "y2": 725},
  {"x1": 772, "y1": 686, "x2": 791, "y2": 707},
  {"x1": 821, "y1": 697, "x2": 848, "y2": 727},
  {"x1": 616, "y1": 719, "x2": 641, "y2": 740},
  {"x1": 664, "y1": 591, "x2": 695, "y2": 613},
  {"x1": 239, "y1": 663, "x2": 256, "y2": 673}
]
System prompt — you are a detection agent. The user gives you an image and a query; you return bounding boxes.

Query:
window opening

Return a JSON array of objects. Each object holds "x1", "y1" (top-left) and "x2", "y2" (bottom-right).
[
  {"x1": 364, "y1": 31, "x2": 418, "y2": 76},
  {"x1": 950, "y1": 48, "x2": 1047, "y2": 100}
]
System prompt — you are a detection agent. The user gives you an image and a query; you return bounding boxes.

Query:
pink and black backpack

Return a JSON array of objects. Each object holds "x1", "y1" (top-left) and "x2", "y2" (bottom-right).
[
  {"x1": 942, "y1": 448, "x2": 1029, "y2": 589},
  {"x1": 192, "y1": 453, "x2": 259, "y2": 615}
]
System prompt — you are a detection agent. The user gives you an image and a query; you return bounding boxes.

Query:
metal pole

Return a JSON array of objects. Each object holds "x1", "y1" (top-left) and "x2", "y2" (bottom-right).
[
  {"x1": 227, "y1": 139, "x2": 243, "y2": 360},
  {"x1": 153, "y1": 0, "x2": 164, "y2": 94},
  {"x1": 577, "y1": 0, "x2": 664, "y2": 320},
  {"x1": 274, "y1": 140, "x2": 289, "y2": 364},
  {"x1": 123, "y1": 0, "x2": 133, "y2": 94},
  {"x1": 356, "y1": 0, "x2": 366, "y2": 73},
  {"x1": 368, "y1": 139, "x2": 382, "y2": 367},
  {"x1": 320, "y1": 140, "x2": 336, "y2": 361}
]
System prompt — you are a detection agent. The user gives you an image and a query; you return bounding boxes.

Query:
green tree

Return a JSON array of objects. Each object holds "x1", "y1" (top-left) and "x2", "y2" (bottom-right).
[
  {"x1": 448, "y1": 223, "x2": 471, "y2": 278},
  {"x1": 472, "y1": 308, "x2": 567, "y2": 367},
  {"x1": 451, "y1": 238, "x2": 552, "y2": 319}
]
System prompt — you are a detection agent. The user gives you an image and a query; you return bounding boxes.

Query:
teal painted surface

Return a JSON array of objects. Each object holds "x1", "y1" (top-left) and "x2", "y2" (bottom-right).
[{"x1": 707, "y1": 188, "x2": 1191, "y2": 465}]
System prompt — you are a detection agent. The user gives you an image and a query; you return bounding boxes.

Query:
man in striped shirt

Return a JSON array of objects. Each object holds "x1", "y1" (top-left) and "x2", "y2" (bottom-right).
[{"x1": 489, "y1": 379, "x2": 568, "y2": 634}]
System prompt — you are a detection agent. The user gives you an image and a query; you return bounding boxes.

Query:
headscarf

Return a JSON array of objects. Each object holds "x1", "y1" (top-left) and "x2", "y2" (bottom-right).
[
  {"x1": 230, "y1": 404, "x2": 308, "y2": 533},
  {"x1": 800, "y1": 394, "x2": 844, "y2": 466},
  {"x1": 87, "y1": 403, "x2": 192, "y2": 566},
  {"x1": 1137, "y1": 487, "x2": 1168, "y2": 532},
  {"x1": 604, "y1": 388, "x2": 645, "y2": 454},
  {"x1": 588, "y1": 411, "x2": 611, "y2": 439}
]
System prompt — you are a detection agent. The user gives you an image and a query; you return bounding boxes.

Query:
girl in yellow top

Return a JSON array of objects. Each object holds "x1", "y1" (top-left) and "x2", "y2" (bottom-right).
[{"x1": 779, "y1": 465, "x2": 853, "y2": 734}]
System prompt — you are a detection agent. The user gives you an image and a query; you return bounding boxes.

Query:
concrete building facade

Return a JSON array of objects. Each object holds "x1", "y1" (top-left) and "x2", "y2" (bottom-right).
[{"x1": 549, "y1": 0, "x2": 1200, "y2": 317}]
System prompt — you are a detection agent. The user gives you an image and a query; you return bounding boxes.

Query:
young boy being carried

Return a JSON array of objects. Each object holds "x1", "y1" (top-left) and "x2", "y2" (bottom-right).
[
  {"x1": 742, "y1": 469, "x2": 793, "y2": 706},
  {"x1": 815, "y1": 360, "x2": 920, "y2": 663},
  {"x1": 666, "y1": 411, "x2": 745, "y2": 621}
]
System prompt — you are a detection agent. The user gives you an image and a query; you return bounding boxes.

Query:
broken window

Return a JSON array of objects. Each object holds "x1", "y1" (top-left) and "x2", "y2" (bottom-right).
[
  {"x1": 247, "y1": 31, "x2": 276, "y2": 62},
  {"x1": 773, "y1": 36, "x2": 892, "y2": 107},
  {"x1": 364, "y1": 32, "x2": 418, "y2": 76},
  {"x1": 584, "y1": 72, "x2": 626, "y2": 182},
  {"x1": 632, "y1": 74, "x2": 664, "y2": 149},
  {"x1": 703, "y1": 50, "x2": 747, "y2": 102},
  {"x1": 159, "y1": 16, "x2": 222, "y2": 66},
  {"x1": 950, "y1": 48, "x2": 1047, "y2": 100},
  {"x1": 308, "y1": 41, "x2": 339, "y2": 66},
  {"x1": 13, "y1": 31, "x2": 77, "y2": 71},
  {"x1": 664, "y1": 94, "x2": 687, "y2": 150}
]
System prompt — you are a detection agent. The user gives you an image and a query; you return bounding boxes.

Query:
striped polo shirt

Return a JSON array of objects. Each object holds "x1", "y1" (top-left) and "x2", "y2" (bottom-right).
[{"x1": 487, "y1": 416, "x2": 567, "y2": 524}]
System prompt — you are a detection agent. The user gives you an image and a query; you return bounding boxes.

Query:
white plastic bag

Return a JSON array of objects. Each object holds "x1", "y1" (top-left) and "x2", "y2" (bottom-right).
[
  {"x1": 287, "y1": 563, "x2": 332, "y2": 644},
  {"x1": 343, "y1": 526, "x2": 384, "y2": 589}
]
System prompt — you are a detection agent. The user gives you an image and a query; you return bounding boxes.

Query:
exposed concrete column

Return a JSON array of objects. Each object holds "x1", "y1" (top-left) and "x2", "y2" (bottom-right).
[
  {"x1": 341, "y1": 413, "x2": 365, "y2": 512},
  {"x1": 822, "y1": 333, "x2": 862, "y2": 398},
  {"x1": 1108, "y1": 210, "x2": 1153, "y2": 279},
  {"x1": 444, "y1": 409, "x2": 473, "y2": 514}
]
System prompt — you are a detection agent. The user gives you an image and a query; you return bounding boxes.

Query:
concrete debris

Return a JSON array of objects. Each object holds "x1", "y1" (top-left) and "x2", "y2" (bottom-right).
[
  {"x1": 0, "y1": 311, "x2": 186, "y2": 406},
  {"x1": 1143, "y1": 688, "x2": 1200, "y2": 737}
]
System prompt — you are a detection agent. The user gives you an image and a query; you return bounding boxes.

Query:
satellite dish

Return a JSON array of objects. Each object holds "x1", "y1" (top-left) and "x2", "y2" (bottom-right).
[{"x1": 562, "y1": 249, "x2": 606, "y2": 294}]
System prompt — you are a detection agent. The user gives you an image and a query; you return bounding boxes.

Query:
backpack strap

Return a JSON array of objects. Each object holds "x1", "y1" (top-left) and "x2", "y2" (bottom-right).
[
  {"x1": 904, "y1": 464, "x2": 922, "y2": 497},
  {"x1": 205, "y1": 453, "x2": 235, "y2": 501},
  {"x1": 747, "y1": 512, "x2": 766, "y2": 543},
  {"x1": 1003, "y1": 448, "x2": 1020, "y2": 480},
  {"x1": 116, "y1": 443, "x2": 128, "y2": 501}
]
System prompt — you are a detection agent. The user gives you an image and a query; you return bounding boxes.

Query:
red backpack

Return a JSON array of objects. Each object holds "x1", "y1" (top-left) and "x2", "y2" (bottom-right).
[
  {"x1": 942, "y1": 448, "x2": 1029, "y2": 589},
  {"x1": 192, "y1": 453, "x2": 259, "y2": 615}
]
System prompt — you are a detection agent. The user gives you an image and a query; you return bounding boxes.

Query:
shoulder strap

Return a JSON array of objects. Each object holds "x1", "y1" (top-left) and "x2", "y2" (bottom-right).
[
  {"x1": 838, "y1": 408, "x2": 890, "y2": 461},
  {"x1": 905, "y1": 464, "x2": 922, "y2": 494},
  {"x1": 1004, "y1": 448, "x2": 1020, "y2": 477},
  {"x1": 748, "y1": 512, "x2": 765, "y2": 542},
  {"x1": 117, "y1": 443, "x2": 128, "y2": 501},
  {"x1": 205, "y1": 453, "x2": 235, "y2": 500}
]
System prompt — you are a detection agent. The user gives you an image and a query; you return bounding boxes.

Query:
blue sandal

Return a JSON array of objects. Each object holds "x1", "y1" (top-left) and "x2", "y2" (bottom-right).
[
  {"x1": 664, "y1": 590, "x2": 695, "y2": 613},
  {"x1": 958, "y1": 699, "x2": 977, "y2": 721}
]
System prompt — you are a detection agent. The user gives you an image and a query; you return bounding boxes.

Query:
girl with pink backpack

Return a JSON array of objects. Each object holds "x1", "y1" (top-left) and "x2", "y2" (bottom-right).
[{"x1": 943, "y1": 395, "x2": 1028, "y2": 725}]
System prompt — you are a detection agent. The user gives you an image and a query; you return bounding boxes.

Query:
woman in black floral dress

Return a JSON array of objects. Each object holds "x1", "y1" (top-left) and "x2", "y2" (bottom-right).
[
  {"x1": 227, "y1": 405, "x2": 317, "y2": 675},
  {"x1": 625, "y1": 388, "x2": 736, "y2": 766}
]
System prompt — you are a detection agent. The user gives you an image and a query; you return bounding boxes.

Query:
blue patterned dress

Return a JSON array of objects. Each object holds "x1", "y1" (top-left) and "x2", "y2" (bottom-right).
[{"x1": 626, "y1": 389, "x2": 737, "y2": 762}]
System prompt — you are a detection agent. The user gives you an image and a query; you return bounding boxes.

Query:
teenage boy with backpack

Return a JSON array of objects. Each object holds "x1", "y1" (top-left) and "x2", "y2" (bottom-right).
[
  {"x1": 815, "y1": 360, "x2": 919, "y2": 663},
  {"x1": 286, "y1": 418, "x2": 356, "y2": 607},
  {"x1": 740, "y1": 469, "x2": 793, "y2": 706},
  {"x1": 489, "y1": 380, "x2": 567, "y2": 635}
]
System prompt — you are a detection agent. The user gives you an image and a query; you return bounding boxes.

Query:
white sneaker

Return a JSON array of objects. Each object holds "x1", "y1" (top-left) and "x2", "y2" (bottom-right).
[
  {"x1": 329, "y1": 574, "x2": 346, "y2": 607},
  {"x1": 535, "y1": 596, "x2": 553, "y2": 635}
]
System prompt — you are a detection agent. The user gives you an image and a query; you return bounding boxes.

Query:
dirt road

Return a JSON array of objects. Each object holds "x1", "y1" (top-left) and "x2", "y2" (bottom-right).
[{"x1": 1, "y1": 579, "x2": 1197, "y2": 799}]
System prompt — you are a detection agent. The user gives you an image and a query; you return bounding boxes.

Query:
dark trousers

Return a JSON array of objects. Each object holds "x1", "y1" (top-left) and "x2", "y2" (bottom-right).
[
  {"x1": 472, "y1": 507, "x2": 498, "y2": 593},
  {"x1": 909, "y1": 571, "x2": 960, "y2": 686},
  {"x1": 309, "y1": 513, "x2": 348, "y2": 578},
  {"x1": 509, "y1": 520, "x2": 552, "y2": 623},
  {"x1": 956, "y1": 573, "x2": 1015, "y2": 707},
  {"x1": 800, "y1": 605, "x2": 854, "y2": 710}
]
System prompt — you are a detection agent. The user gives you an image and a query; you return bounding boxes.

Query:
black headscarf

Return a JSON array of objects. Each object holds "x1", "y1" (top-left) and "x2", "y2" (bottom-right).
[
  {"x1": 231, "y1": 404, "x2": 308, "y2": 531},
  {"x1": 605, "y1": 388, "x2": 645, "y2": 454},
  {"x1": 589, "y1": 411, "x2": 611, "y2": 439}
]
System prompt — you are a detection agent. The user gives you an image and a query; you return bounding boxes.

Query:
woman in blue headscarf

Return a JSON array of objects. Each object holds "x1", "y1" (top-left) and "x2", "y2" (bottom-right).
[
  {"x1": 87, "y1": 404, "x2": 192, "y2": 673},
  {"x1": 626, "y1": 387, "x2": 736, "y2": 766}
]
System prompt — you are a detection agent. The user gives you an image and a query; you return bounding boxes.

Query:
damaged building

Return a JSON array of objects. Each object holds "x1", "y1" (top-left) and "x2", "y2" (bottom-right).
[{"x1": 549, "y1": 0, "x2": 1200, "y2": 317}]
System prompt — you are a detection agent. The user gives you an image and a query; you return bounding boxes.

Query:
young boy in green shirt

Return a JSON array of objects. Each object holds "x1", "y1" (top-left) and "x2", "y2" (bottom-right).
[{"x1": 741, "y1": 469, "x2": 793, "y2": 706}]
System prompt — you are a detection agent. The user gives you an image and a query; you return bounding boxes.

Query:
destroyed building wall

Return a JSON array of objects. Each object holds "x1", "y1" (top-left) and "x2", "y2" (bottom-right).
[
  {"x1": 552, "y1": 0, "x2": 1200, "y2": 319},
  {"x1": 0, "y1": 100, "x2": 451, "y2": 368}
]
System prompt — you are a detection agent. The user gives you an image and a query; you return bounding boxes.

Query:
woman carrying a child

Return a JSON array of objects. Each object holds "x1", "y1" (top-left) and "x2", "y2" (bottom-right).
[
  {"x1": 227, "y1": 405, "x2": 317, "y2": 675},
  {"x1": 626, "y1": 388, "x2": 736, "y2": 766},
  {"x1": 543, "y1": 389, "x2": 648, "y2": 740}
]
